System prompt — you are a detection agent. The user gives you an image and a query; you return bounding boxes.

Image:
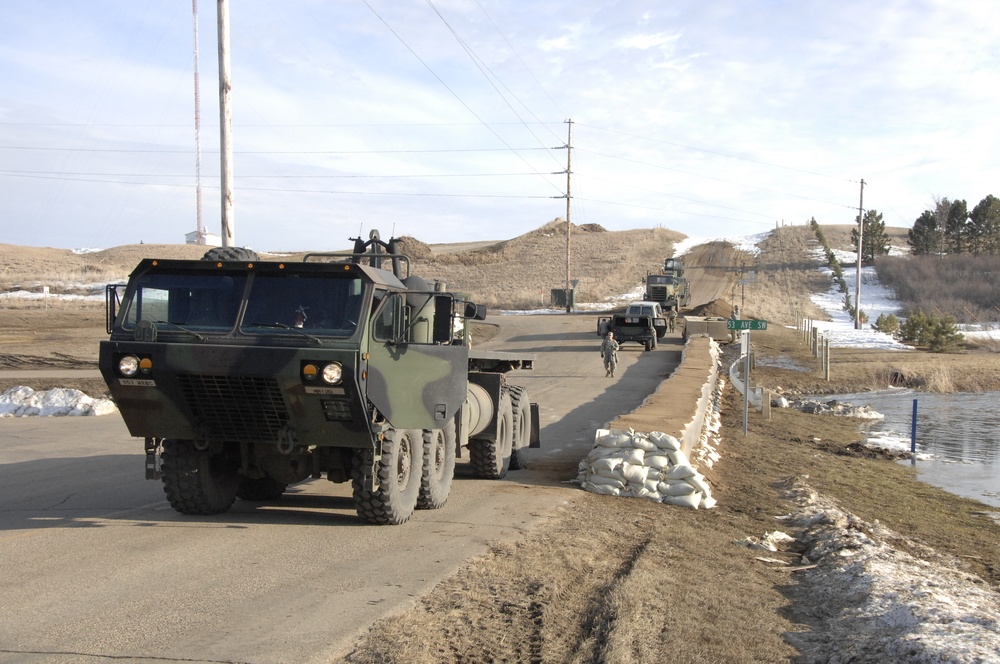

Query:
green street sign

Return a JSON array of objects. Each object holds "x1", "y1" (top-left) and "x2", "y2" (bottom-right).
[{"x1": 727, "y1": 319, "x2": 768, "y2": 331}]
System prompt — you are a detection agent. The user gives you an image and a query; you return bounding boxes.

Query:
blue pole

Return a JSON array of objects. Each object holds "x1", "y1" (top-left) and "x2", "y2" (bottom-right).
[{"x1": 910, "y1": 398, "x2": 918, "y2": 463}]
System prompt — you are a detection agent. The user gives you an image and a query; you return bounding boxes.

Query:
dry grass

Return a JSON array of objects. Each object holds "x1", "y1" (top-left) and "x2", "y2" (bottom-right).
[{"x1": 750, "y1": 324, "x2": 1000, "y2": 394}]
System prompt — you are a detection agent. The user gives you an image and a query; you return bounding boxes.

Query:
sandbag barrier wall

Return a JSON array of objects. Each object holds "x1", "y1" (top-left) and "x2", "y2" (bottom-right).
[
  {"x1": 575, "y1": 336, "x2": 723, "y2": 508},
  {"x1": 606, "y1": 336, "x2": 720, "y2": 457}
]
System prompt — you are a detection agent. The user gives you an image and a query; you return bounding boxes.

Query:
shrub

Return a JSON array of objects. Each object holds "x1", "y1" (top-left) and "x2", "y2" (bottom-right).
[
  {"x1": 928, "y1": 315, "x2": 964, "y2": 353},
  {"x1": 900, "y1": 310, "x2": 930, "y2": 345},
  {"x1": 873, "y1": 313, "x2": 900, "y2": 336},
  {"x1": 899, "y1": 310, "x2": 965, "y2": 352}
]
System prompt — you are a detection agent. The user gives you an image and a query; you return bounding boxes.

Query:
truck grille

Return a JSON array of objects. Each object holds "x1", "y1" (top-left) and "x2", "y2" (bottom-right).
[{"x1": 178, "y1": 374, "x2": 290, "y2": 442}]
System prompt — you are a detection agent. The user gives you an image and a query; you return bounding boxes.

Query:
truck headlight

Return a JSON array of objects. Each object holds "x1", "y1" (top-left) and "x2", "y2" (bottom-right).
[
  {"x1": 118, "y1": 355, "x2": 140, "y2": 377},
  {"x1": 321, "y1": 362, "x2": 343, "y2": 385}
]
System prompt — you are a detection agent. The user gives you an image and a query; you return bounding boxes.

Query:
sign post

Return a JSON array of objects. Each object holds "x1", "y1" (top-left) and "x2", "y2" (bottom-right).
[
  {"x1": 727, "y1": 319, "x2": 768, "y2": 331},
  {"x1": 729, "y1": 320, "x2": 767, "y2": 436}
]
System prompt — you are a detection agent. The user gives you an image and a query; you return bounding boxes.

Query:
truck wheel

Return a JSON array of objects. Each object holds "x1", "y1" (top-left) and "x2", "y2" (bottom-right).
[
  {"x1": 201, "y1": 246, "x2": 260, "y2": 261},
  {"x1": 161, "y1": 439, "x2": 239, "y2": 515},
  {"x1": 417, "y1": 420, "x2": 457, "y2": 510},
  {"x1": 644, "y1": 339, "x2": 653, "y2": 351},
  {"x1": 236, "y1": 476, "x2": 287, "y2": 501},
  {"x1": 352, "y1": 428, "x2": 423, "y2": 524},
  {"x1": 469, "y1": 391, "x2": 513, "y2": 479},
  {"x1": 509, "y1": 386, "x2": 531, "y2": 471}
]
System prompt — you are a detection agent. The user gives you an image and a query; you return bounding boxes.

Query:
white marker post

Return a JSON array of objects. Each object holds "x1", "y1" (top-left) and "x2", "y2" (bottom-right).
[{"x1": 728, "y1": 319, "x2": 768, "y2": 436}]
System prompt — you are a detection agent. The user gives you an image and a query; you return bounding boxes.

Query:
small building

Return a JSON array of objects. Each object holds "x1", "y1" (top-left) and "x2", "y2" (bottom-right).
[{"x1": 185, "y1": 230, "x2": 222, "y2": 246}]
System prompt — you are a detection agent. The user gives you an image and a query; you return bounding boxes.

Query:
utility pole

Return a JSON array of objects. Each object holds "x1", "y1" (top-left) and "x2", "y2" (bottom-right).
[
  {"x1": 191, "y1": 0, "x2": 205, "y2": 244},
  {"x1": 564, "y1": 118, "x2": 573, "y2": 313},
  {"x1": 217, "y1": 0, "x2": 235, "y2": 247},
  {"x1": 854, "y1": 178, "x2": 865, "y2": 330}
]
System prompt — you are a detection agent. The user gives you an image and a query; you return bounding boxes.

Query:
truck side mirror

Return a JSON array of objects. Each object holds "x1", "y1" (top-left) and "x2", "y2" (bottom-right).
[
  {"x1": 465, "y1": 302, "x2": 487, "y2": 320},
  {"x1": 106, "y1": 284, "x2": 124, "y2": 333}
]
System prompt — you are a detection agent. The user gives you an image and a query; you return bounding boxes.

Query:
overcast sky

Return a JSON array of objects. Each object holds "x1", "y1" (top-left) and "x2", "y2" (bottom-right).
[{"x1": 3, "y1": 1, "x2": 999, "y2": 251}]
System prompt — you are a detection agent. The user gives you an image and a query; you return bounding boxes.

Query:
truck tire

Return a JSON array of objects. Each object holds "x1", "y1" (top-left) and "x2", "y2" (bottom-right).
[
  {"x1": 509, "y1": 385, "x2": 531, "y2": 471},
  {"x1": 352, "y1": 428, "x2": 423, "y2": 524},
  {"x1": 644, "y1": 338, "x2": 653, "y2": 351},
  {"x1": 160, "y1": 439, "x2": 239, "y2": 515},
  {"x1": 417, "y1": 420, "x2": 457, "y2": 510},
  {"x1": 469, "y1": 390, "x2": 513, "y2": 479},
  {"x1": 201, "y1": 246, "x2": 260, "y2": 261},
  {"x1": 236, "y1": 476, "x2": 287, "y2": 501}
]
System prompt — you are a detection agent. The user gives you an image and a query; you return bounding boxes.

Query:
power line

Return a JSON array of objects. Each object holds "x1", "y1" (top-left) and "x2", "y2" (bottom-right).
[
  {"x1": 361, "y1": 0, "x2": 564, "y2": 196},
  {"x1": 577, "y1": 122, "x2": 856, "y2": 182},
  {"x1": 577, "y1": 147, "x2": 858, "y2": 211},
  {"x1": 0, "y1": 171, "x2": 554, "y2": 199},
  {"x1": 0, "y1": 145, "x2": 551, "y2": 154}
]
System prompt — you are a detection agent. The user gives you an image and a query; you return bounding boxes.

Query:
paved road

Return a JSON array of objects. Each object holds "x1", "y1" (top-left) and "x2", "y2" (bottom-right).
[{"x1": 0, "y1": 313, "x2": 684, "y2": 664}]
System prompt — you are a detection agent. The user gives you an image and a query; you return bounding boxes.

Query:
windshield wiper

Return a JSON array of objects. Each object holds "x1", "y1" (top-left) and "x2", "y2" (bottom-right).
[
  {"x1": 248, "y1": 321, "x2": 323, "y2": 345},
  {"x1": 153, "y1": 320, "x2": 205, "y2": 341}
]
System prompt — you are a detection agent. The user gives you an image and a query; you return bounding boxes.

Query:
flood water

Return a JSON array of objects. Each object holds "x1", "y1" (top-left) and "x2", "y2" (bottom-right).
[{"x1": 825, "y1": 390, "x2": 1000, "y2": 509}]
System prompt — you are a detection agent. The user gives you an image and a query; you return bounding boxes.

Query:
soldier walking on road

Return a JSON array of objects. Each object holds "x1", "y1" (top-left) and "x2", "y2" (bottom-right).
[
  {"x1": 668, "y1": 308, "x2": 677, "y2": 333},
  {"x1": 601, "y1": 331, "x2": 620, "y2": 377}
]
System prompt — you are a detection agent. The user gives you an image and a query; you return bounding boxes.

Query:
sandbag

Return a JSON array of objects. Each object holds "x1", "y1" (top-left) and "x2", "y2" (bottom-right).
[
  {"x1": 586, "y1": 474, "x2": 625, "y2": 488},
  {"x1": 700, "y1": 495, "x2": 717, "y2": 509},
  {"x1": 666, "y1": 448, "x2": 686, "y2": 466},
  {"x1": 646, "y1": 454, "x2": 670, "y2": 470},
  {"x1": 587, "y1": 445, "x2": 622, "y2": 461},
  {"x1": 644, "y1": 478, "x2": 660, "y2": 494},
  {"x1": 590, "y1": 457, "x2": 622, "y2": 475},
  {"x1": 583, "y1": 481, "x2": 621, "y2": 496},
  {"x1": 622, "y1": 448, "x2": 645, "y2": 465},
  {"x1": 686, "y1": 473, "x2": 712, "y2": 497},
  {"x1": 649, "y1": 431, "x2": 680, "y2": 451},
  {"x1": 663, "y1": 492, "x2": 701, "y2": 509},
  {"x1": 658, "y1": 480, "x2": 698, "y2": 497},
  {"x1": 620, "y1": 462, "x2": 648, "y2": 484},
  {"x1": 595, "y1": 429, "x2": 633, "y2": 448},
  {"x1": 663, "y1": 464, "x2": 696, "y2": 480},
  {"x1": 624, "y1": 483, "x2": 652, "y2": 498},
  {"x1": 631, "y1": 436, "x2": 659, "y2": 452}
]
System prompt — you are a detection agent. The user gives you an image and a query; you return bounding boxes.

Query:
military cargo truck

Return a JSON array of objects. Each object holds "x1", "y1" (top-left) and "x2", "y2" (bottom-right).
[
  {"x1": 644, "y1": 256, "x2": 691, "y2": 312},
  {"x1": 99, "y1": 231, "x2": 539, "y2": 525}
]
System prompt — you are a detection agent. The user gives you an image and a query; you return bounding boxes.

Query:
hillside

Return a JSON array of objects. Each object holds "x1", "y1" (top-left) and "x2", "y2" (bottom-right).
[{"x1": 0, "y1": 220, "x2": 913, "y2": 317}]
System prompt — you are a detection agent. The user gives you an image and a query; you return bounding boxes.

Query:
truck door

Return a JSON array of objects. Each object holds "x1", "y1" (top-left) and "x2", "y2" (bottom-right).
[{"x1": 365, "y1": 291, "x2": 468, "y2": 430}]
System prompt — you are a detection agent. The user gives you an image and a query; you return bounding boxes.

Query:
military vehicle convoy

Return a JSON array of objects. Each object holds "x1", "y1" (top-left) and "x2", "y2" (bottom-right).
[
  {"x1": 644, "y1": 257, "x2": 691, "y2": 312},
  {"x1": 99, "y1": 231, "x2": 538, "y2": 525}
]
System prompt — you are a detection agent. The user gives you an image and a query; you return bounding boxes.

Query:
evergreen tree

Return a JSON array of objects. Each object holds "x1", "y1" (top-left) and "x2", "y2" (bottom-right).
[
  {"x1": 928, "y1": 314, "x2": 964, "y2": 353},
  {"x1": 908, "y1": 210, "x2": 940, "y2": 255},
  {"x1": 969, "y1": 194, "x2": 1000, "y2": 255},
  {"x1": 851, "y1": 209, "x2": 891, "y2": 263},
  {"x1": 945, "y1": 199, "x2": 970, "y2": 254}
]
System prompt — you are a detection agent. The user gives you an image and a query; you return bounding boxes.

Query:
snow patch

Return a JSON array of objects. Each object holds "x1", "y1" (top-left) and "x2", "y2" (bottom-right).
[{"x1": 0, "y1": 386, "x2": 117, "y2": 417}]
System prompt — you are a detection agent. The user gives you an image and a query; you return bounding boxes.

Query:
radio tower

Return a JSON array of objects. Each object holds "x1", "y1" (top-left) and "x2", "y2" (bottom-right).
[{"x1": 191, "y1": 0, "x2": 205, "y2": 244}]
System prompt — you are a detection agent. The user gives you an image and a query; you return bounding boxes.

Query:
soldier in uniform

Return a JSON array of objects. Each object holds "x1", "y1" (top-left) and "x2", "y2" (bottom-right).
[
  {"x1": 600, "y1": 331, "x2": 620, "y2": 377},
  {"x1": 668, "y1": 308, "x2": 677, "y2": 333}
]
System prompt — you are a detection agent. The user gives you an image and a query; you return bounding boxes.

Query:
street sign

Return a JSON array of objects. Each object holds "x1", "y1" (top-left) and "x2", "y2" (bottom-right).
[{"x1": 727, "y1": 319, "x2": 768, "y2": 331}]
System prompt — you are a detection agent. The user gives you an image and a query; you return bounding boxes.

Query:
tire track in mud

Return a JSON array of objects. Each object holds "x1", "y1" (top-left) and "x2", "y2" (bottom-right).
[{"x1": 568, "y1": 536, "x2": 654, "y2": 663}]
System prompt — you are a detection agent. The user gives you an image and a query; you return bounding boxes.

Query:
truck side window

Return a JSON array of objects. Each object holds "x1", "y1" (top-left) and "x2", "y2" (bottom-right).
[{"x1": 372, "y1": 292, "x2": 404, "y2": 342}]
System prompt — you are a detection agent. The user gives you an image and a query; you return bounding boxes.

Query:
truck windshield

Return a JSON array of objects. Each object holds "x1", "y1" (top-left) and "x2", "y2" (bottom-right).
[
  {"x1": 121, "y1": 270, "x2": 248, "y2": 332},
  {"x1": 242, "y1": 273, "x2": 364, "y2": 337}
]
